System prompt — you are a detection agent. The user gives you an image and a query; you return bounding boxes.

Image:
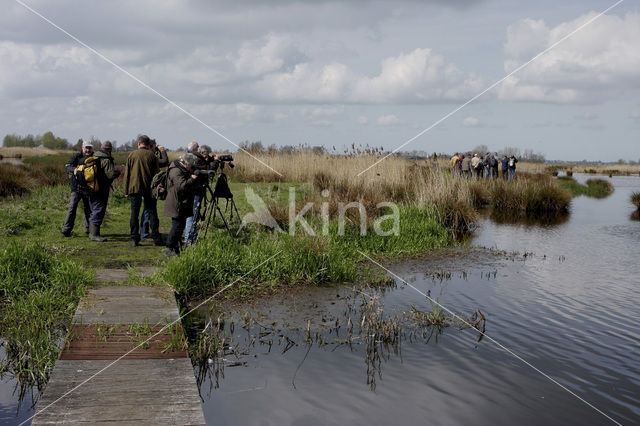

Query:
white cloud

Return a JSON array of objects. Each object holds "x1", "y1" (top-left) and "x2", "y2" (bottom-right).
[
  {"x1": 232, "y1": 34, "x2": 306, "y2": 77},
  {"x1": 629, "y1": 110, "x2": 640, "y2": 120},
  {"x1": 499, "y1": 12, "x2": 640, "y2": 103},
  {"x1": 251, "y1": 47, "x2": 482, "y2": 104},
  {"x1": 357, "y1": 116, "x2": 369, "y2": 124},
  {"x1": 462, "y1": 116, "x2": 480, "y2": 127},
  {"x1": 376, "y1": 114, "x2": 400, "y2": 125}
]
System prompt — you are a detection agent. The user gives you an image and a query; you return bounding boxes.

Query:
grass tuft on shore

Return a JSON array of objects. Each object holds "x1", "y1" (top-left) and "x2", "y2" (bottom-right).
[{"x1": 557, "y1": 176, "x2": 614, "y2": 198}]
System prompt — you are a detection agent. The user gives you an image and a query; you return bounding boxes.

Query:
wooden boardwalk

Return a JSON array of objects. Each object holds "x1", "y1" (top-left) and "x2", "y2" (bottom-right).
[{"x1": 31, "y1": 269, "x2": 206, "y2": 425}]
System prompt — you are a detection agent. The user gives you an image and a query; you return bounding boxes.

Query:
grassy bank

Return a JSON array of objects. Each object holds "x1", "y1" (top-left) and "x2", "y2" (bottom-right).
[
  {"x1": 557, "y1": 176, "x2": 614, "y2": 198},
  {"x1": 165, "y1": 205, "x2": 451, "y2": 299},
  {"x1": 0, "y1": 243, "x2": 91, "y2": 389}
]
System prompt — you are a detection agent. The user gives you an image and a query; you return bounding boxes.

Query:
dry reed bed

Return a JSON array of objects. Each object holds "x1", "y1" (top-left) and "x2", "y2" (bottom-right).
[{"x1": 229, "y1": 153, "x2": 571, "y2": 234}]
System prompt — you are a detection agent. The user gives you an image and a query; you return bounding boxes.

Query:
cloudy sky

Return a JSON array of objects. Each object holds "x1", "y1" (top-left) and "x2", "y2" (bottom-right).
[{"x1": 1, "y1": 0, "x2": 639, "y2": 161}]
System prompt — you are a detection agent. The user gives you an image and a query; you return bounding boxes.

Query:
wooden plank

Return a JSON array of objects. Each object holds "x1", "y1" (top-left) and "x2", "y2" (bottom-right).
[
  {"x1": 95, "y1": 267, "x2": 161, "y2": 283},
  {"x1": 32, "y1": 283, "x2": 205, "y2": 424},
  {"x1": 60, "y1": 325, "x2": 188, "y2": 360},
  {"x1": 72, "y1": 286, "x2": 179, "y2": 325},
  {"x1": 32, "y1": 359, "x2": 205, "y2": 425}
]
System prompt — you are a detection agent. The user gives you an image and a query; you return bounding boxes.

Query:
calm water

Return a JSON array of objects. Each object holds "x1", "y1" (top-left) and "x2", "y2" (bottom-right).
[
  {"x1": 193, "y1": 174, "x2": 640, "y2": 426},
  {"x1": 1, "y1": 174, "x2": 639, "y2": 425}
]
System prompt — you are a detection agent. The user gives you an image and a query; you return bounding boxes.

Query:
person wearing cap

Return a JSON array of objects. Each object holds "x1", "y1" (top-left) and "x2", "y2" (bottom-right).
[
  {"x1": 87, "y1": 140, "x2": 123, "y2": 242},
  {"x1": 164, "y1": 153, "x2": 199, "y2": 256},
  {"x1": 61, "y1": 139, "x2": 93, "y2": 237},
  {"x1": 123, "y1": 135, "x2": 161, "y2": 246}
]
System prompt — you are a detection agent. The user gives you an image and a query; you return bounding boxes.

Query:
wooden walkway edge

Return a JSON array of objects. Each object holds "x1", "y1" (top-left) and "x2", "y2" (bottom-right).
[{"x1": 31, "y1": 269, "x2": 206, "y2": 425}]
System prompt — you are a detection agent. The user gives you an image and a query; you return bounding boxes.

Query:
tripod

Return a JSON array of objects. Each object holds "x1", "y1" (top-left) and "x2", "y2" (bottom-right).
[{"x1": 197, "y1": 172, "x2": 240, "y2": 240}]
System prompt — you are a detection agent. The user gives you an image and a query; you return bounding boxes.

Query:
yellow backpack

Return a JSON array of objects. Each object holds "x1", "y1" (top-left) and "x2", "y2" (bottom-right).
[{"x1": 75, "y1": 156, "x2": 100, "y2": 192}]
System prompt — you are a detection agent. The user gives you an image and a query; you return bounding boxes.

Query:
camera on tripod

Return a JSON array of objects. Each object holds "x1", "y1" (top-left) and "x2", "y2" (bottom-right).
[{"x1": 190, "y1": 154, "x2": 239, "y2": 240}]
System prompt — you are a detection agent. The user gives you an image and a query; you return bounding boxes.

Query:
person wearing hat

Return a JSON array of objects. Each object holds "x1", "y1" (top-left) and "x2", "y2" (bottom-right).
[
  {"x1": 87, "y1": 140, "x2": 123, "y2": 242},
  {"x1": 61, "y1": 139, "x2": 94, "y2": 237}
]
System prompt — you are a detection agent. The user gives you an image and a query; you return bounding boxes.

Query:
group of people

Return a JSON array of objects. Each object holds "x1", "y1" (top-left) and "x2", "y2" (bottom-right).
[
  {"x1": 62, "y1": 135, "x2": 219, "y2": 257},
  {"x1": 450, "y1": 152, "x2": 518, "y2": 181}
]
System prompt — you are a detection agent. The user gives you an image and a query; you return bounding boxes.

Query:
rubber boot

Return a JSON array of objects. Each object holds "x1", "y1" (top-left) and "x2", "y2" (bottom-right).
[{"x1": 89, "y1": 224, "x2": 107, "y2": 242}]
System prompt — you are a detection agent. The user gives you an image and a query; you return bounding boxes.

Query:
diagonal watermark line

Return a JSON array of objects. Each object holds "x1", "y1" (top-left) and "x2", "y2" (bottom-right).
[
  {"x1": 357, "y1": 0, "x2": 624, "y2": 177},
  {"x1": 21, "y1": 251, "x2": 283, "y2": 426},
  {"x1": 13, "y1": 0, "x2": 282, "y2": 177},
  {"x1": 358, "y1": 250, "x2": 622, "y2": 426}
]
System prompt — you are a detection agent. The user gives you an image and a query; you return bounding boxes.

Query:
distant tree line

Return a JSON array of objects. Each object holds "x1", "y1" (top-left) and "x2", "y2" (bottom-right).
[{"x1": 3, "y1": 132, "x2": 70, "y2": 149}]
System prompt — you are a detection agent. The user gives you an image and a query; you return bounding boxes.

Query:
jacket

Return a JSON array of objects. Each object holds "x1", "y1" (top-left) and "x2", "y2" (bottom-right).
[
  {"x1": 65, "y1": 152, "x2": 90, "y2": 192},
  {"x1": 471, "y1": 156, "x2": 481, "y2": 170},
  {"x1": 164, "y1": 160, "x2": 197, "y2": 218},
  {"x1": 461, "y1": 157, "x2": 472, "y2": 172},
  {"x1": 124, "y1": 148, "x2": 159, "y2": 196},
  {"x1": 93, "y1": 150, "x2": 120, "y2": 194}
]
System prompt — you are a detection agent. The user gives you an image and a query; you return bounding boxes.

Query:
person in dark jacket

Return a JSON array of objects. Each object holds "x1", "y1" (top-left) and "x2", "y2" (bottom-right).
[
  {"x1": 489, "y1": 152, "x2": 499, "y2": 179},
  {"x1": 184, "y1": 144, "x2": 219, "y2": 245},
  {"x1": 140, "y1": 138, "x2": 169, "y2": 241},
  {"x1": 501, "y1": 155, "x2": 509, "y2": 180},
  {"x1": 61, "y1": 140, "x2": 93, "y2": 237},
  {"x1": 164, "y1": 153, "x2": 199, "y2": 257},
  {"x1": 124, "y1": 135, "x2": 161, "y2": 246},
  {"x1": 87, "y1": 141, "x2": 122, "y2": 242},
  {"x1": 483, "y1": 152, "x2": 491, "y2": 179}
]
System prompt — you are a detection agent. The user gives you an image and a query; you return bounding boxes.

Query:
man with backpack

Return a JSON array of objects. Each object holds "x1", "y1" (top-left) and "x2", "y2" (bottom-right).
[
  {"x1": 61, "y1": 140, "x2": 93, "y2": 237},
  {"x1": 86, "y1": 141, "x2": 122, "y2": 242},
  {"x1": 124, "y1": 135, "x2": 161, "y2": 246}
]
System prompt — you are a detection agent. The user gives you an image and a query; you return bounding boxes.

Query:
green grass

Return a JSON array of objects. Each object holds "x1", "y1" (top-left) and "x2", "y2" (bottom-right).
[
  {"x1": 0, "y1": 180, "x2": 307, "y2": 268},
  {"x1": 164, "y1": 205, "x2": 451, "y2": 299},
  {"x1": 0, "y1": 243, "x2": 91, "y2": 388},
  {"x1": 557, "y1": 176, "x2": 614, "y2": 198}
]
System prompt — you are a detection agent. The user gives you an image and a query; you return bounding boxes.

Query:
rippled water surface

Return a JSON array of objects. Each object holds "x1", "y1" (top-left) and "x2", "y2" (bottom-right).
[{"x1": 193, "y1": 174, "x2": 640, "y2": 426}]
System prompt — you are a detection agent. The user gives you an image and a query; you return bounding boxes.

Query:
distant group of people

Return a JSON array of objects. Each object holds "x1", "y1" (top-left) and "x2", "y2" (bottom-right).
[
  {"x1": 62, "y1": 135, "x2": 219, "y2": 257},
  {"x1": 450, "y1": 152, "x2": 518, "y2": 181}
]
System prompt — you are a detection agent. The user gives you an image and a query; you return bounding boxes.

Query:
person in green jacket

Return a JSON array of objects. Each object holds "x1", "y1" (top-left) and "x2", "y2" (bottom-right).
[{"x1": 123, "y1": 135, "x2": 161, "y2": 246}]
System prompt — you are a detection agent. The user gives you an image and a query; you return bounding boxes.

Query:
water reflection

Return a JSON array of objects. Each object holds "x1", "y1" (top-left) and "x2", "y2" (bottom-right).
[
  {"x1": 483, "y1": 208, "x2": 570, "y2": 227},
  {"x1": 184, "y1": 283, "x2": 486, "y2": 399},
  {"x1": 0, "y1": 344, "x2": 37, "y2": 425}
]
